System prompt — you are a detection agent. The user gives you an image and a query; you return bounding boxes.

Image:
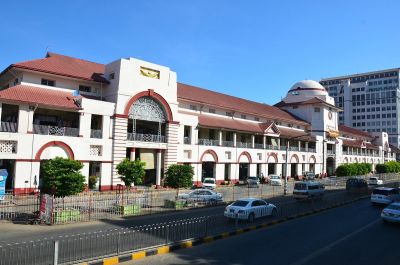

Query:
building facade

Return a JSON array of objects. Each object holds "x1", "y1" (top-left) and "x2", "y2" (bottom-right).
[
  {"x1": 320, "y1": 69, "x2": 400, "y2": 146},
  {"x1": 0, "y1": 53, "x2": 396, "y2": 194}
]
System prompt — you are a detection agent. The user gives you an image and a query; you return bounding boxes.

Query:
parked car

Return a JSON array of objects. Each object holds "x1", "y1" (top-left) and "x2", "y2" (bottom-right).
[
  {"x1": 346, "y1": 178, "x2": 368, "y2": 193},
  {"x1": 224, "y1": 198, "x2": 277, "y2": 222},
  {"x1": 371, "y1": 187, "x2": 400, "y2": 205},
  {"x1": 246, "y1": 176, "x2": 260, "y2": 188},
  {"x1": 269, "y1": 175, "x2": 282, "y2": 186},
  {"x1": 178, "y1": 189, "x2": 223, "y2": 204},
  {"x1": 293, "y1": 181, "x2": 325, "y2": 200},
  {"x1": 304, "y1": 172, "x2": 316, "y2": 180},
  {"x1": 202, "y1": 178, "x2": 216, "y2": 189},
  {"x1": 381, "y1": 202, "x2": 400, "y2": 223},
  {"x1": 368, "y1": 177, "x2": 383, "y2": 185}
]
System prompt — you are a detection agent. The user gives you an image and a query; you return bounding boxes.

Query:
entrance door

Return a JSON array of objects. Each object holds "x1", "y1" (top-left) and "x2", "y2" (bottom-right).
[
  {"x1": 268, "y1": 163, "x2": 276, "y2": 175},
  {"x1": 257, "y1": 164, "x2": 262, "y2": 177},
  {"x1": 291, "y1": 164, "x2": 297, "y2": 178},
  {"x1": 202, "y1": 162, "x2": 215, "y2": 180},
  {"x1": 326, "y1": 158, "x2": 335, "y2": 176},
  {"x1": 224, "y1": 164, "x2": 230, "y2": 181},
  {"x1": 239, "y1": 163, "x2": 249, "y2": 180}
]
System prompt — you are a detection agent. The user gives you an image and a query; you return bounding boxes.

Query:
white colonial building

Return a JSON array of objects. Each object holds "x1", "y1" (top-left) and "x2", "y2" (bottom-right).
[{"x1": 0, "y1": 53, "x2": 395, "y2": 193}]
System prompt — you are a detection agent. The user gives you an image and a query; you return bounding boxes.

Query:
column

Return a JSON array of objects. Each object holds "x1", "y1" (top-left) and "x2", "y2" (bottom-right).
[
  {"x1": 0, "y1": 103, "x2": 2, "y2": 123},
  {"x1": 156, "y1": 149, "x2": 162, "y2": 187},
  {"x1": 79, "y1": 112, "x2": 91, "y2": 138},
  {"x1": 305, "y1": 142, "x2": 309, "y2": 152},
  {"x1": 219, "y1": 130, "x2": 223, "y2": 146},
  {"x1": 102, "y1": 115, "x2": 111, "y2": 139},
  {"x1": 263, "y1": 136, "x2": 266, "y2": 149},
  {"x1": 129, "y1": 147, "x2": 136, "y2": 161},
  {"x1": 251, "y1": 135, "x2": 255, "y2": 149},
  {"x1": 233, "y1": 132, "x2": 237, "y2": 147},
  {"x1": 18, "y1": 105, "x2": 30, "y2": 133}
]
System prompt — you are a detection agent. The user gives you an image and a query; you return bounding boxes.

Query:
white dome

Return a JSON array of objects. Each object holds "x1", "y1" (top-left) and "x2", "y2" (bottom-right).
[{"x1": 289, "y1": 80, "x2": 326, "y2": 92}]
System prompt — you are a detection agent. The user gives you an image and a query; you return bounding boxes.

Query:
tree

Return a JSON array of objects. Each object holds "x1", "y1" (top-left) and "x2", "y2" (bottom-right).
[
  {"x1": 116, "y1": 159, "x2": 146, "y2": 188},
  {"x1": 164, "y1": 164, "x2": 194, "y2": 189},
  {"x1": 42, "y1": 157, "x2": 85, "y2": 197}
]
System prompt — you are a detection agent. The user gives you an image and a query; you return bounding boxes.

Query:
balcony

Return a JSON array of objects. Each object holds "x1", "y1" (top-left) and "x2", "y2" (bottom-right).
[
  {"x1": 127, "y1": 133, "x2": 166, "y2": 143},
  {"x1": 90, "y1": 129, "x2": 102, "y2": 139},
  {"x1": 184, "y1": 137, "x2": 191, "y2": 144},
  {"x1": 222, "y1": 140, "x2": 234, "y2": 147},
  {"x1": 33, "y1": 124, "x2": 79, "y2": 137},
  {"x1": 0, "y1": 121, "x2": 17, "y2": 133},
  {"x1": 237, "y1": 142, "x2": 252, "y2": 148},
  {"x1": 254, "y1": 143, "x2": 264, "y2": 149},
  {"x1": 289, "y1": 146, "x2": 299, "y2": 151},
  {"x1": 266, "y1": 144, "x2": 279, "y2": 150},
  {"x1": 327, "y1": 149, "x2": 336, "y2": 155},
  {"x1": 198, "y1": 138, "x2": 219, "y2": 146},
  {"x1": 308, "y1": 148, "x2": 316, "y2": 153}
]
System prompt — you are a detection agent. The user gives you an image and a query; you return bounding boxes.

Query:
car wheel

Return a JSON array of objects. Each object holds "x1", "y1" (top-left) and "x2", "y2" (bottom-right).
[
  {"x1": 248, "y1": 213, "x2": 255, "y2": 223},
  {"x1": 271, "y1": 208, "x2": 277, "y2": 217}
]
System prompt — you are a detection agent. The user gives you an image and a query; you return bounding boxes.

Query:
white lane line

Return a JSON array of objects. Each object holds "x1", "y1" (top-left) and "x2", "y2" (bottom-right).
[{"x1": 290, "y1": 218, "x2": 381, "y2": 265}]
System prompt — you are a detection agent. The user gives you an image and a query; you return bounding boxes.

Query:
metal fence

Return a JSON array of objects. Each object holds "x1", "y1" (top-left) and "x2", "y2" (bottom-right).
[
  {"x1": 2, "y1": 184, "x2": 398, "y2": 265},
  {"x1": 1, "y1": 173, "x2": 399, "y2": 225}
]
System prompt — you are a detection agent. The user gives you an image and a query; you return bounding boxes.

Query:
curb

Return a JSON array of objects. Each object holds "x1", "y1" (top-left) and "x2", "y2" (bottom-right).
[{"x1": 81, "y1": 196, "x2": 368, "y2": 265}]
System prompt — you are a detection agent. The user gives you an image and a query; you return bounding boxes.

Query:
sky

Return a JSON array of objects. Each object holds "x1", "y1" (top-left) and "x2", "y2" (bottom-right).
[{"x1": 1, "y1": 0, "x2": 400, "y2": 104}]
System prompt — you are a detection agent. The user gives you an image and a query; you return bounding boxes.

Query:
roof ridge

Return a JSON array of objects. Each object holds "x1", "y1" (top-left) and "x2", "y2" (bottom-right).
[{"x1": 46, "y1": 52, "x2": 105, "y2": 66}]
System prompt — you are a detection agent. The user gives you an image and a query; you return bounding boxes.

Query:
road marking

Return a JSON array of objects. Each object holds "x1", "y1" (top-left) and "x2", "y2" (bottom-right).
[{"x1": 289, "y1": 218, "x2": 381, "y2": 265}]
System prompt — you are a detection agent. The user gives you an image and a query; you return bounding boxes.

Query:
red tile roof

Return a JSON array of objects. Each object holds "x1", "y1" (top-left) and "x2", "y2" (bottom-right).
[
  {"x1": 11, "y1": 52, "x2": 108, "y2": 83},
  {"x1": 275, "y1": 97, "x2": 341, "y2": 111},
  {"x1": 177, "y1": 83, "x2": 309, "y2": 126},
  {"x1": 0, "y1": 85, "x2": 82, "y2": 110},
  {"x1": 339, "y1": 124, "x2": 372, "y2": 139},
  {"x1": 278, "y1": 126, "x2": 316, "y2": 141},
  {"x1": 198, "y1": 115, "x2": 266, "y2": 134},
  {"x1": 342, "y1": 139, "x2": 365, "y2": 148}
]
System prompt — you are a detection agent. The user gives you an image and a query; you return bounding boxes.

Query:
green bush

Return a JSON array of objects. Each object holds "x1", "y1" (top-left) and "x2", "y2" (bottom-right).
[
  {"x1": 376, "y1": 161, "x2": 400, "y2": 173},
  {"x1": 335, "y1": 163, "x2": 372, "y2": 177},
  {"x1": 116, "y1": 159, "x2": 146, "y2": 188},
  {"x1": 164, "y1": 164, "x2": 194, "y2": 189}
]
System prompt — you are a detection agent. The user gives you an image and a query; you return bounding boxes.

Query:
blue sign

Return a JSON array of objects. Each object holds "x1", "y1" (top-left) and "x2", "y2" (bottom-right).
[{"x1": 0, "y1": 169, "x2": 8, "y2": 201}]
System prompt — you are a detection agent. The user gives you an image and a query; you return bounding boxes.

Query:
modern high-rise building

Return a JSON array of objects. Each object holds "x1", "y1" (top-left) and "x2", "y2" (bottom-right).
[{"x1": 320, "y1": 69, "x2": 400, "y2": 146}]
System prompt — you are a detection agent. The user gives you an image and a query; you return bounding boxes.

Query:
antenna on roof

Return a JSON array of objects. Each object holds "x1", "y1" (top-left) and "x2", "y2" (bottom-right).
[{"x1": 45, "y1": 45, "x2": 52, "y2": 56}]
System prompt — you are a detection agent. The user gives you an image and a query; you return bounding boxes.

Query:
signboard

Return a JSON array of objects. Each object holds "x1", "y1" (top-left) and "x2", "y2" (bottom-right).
[
  {"x1": 39, "y1": 194, "x2": 53, "y2": 224},
  {"x1": 0, "y1": 169, "x2": 8, "y2": 201}
]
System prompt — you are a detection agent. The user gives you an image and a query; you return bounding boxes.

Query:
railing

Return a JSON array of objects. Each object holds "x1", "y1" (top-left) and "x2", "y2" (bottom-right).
[
  {"x1": 0, "y1": 121, "x2": 18, "y2": 133},
  {"x1": 33, "y1": 124, "x2": 79, "y2": 137},
  {"x1": 300, "y1": 147, "x2": 307, "y2": 152},
  {"x1": 237, "y1": 142, "x2": 252, "y2": 148},
  {"x1": 254, "y1": 143, "x2": 264, "y2": 149},
  {"x1": 279, "y1": 145, "x2": 287, "y2": 151},
  {"x1": 127, "y1": 133, "x2": 166, "y2": 143},
  {"x1": 184, "y1": 136, "x2": 191, "y2": 144},
  {"x1": 327, "y1": 149, "x2": 335, "y2": 155},
  {"x1": 266, "y1": 144, "x2": 279, "y2": 150},
  {"x1": 222, "y1": 140, "x2": 234, "y2": 147},
  {"x1": 198, "y1": 138, "x2": 219, "y2": 146},
  {"x1": 90, "y1": 129, "x2": 102, "y2": 139},
  {"x1": 289, "y1": 146, "x2": 299, "y2": 151},
  {"x1": 308, "y1": 148, "x2": 316, "y2": 153}
]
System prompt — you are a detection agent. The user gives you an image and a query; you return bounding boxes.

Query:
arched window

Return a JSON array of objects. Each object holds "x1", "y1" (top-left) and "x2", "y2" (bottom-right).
[{"x1": 128, "y1": 97, "x2": 166, "y2": 123}]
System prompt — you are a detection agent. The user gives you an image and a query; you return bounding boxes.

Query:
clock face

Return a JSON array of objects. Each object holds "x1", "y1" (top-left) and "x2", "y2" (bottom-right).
[{"x1": 328, "y1": 111, "x2": 333, "y2": 120}]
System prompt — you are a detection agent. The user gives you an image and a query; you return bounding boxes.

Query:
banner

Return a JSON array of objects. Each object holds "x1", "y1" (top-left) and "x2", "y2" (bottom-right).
[{"x1": 0, "y1": 169, "x2": 8, "y2": 201}]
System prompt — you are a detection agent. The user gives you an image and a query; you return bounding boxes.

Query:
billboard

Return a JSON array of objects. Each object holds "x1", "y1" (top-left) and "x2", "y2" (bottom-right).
[{"x1": 0, "y1": 169, "x2": 8, "y2": 200}]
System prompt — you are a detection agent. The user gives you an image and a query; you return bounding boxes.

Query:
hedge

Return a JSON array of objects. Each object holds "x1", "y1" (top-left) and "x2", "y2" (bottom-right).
[
  {"x1": 335, "y1": 163, "x2": 372, "y2": 177},
  {"x1": 375, "y1": 161, "x2": 400, "y2": 173}
]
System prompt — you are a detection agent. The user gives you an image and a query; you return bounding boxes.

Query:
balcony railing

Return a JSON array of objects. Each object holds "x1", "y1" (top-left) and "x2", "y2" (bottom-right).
[
  {"x1": 237, "y1": 142, "x2": 252, "y2": 148},
  {"x1": 254, "y1": 143, "x2": 264, "y2": 149},
  {"x1": 222, "y1": 140, "x2": 234, "y2": 147},
  {"x1": 279, "y1": 145, "x2": 287, "y2": 151},
  {"x1": 308, "y1": 148, "x2": 316, "y2": 153},
  {"x1": 289, "y1": 146, "x2": 299, "y2": 151},
  {"x1": 198, "y1": 138, "x2": 219, "y2": 146},
  {"x1": 266, "y1": 144, "x2": 279, "y2": 150},
  {"x1": 90, "y1": 129, "x2": 102, "y2": 139},
  {"x1": 327, "y1": 149, "x2": 335, "y2": 155},
  {"x1": 184, "y1": 137, "x2": 191, "y2": 144},
  {"x1": 300, "y1": 147, "x2": 307, "y2": 152},
  {"x1": 0, "y1": 121, "x2": 18, "y2": 133},
  {"x1": 33, "y1": 124, "x2": 79, "y2": 137},
  {"x1": 127, "y1": 133, "x2": 166, "y2": 143}
]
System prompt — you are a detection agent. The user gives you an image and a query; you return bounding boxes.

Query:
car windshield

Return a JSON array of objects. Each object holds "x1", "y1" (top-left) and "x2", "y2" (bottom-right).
[
  {"x1": 232, "y1": 200, "x2": 249, "y2": 207},
  {"x1": 373, "y1": 189, "x2": 392, "y2": 195},
  {"x1": 294, "y1": 183, "x2": 307, "y2": 190},
  {"x1": 204, "y1": 179, "x2": 215, "y2": 184},
  {"x1": 369, "y1": 178, "x2": 378, "y2": 180},
  {"x1": 248, "y1": 177, "x2": 257, "y2": 180},
  {"x1": 270, "y1": 176, "x2": 279, "y2": 179},
  {"x1": 386, "y1": 204, "x2": 400, "y2": 210}
]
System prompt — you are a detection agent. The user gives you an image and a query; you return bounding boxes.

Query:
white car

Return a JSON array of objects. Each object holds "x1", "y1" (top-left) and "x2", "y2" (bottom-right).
[
  {"x1": 371, "y1": 187, "x2": 400, "y2": 205},
  {"x1": 224, "y1": 198, "x2": 277, "y2": 222},
  {"x1": 368, "y1": 177, "x2": 383, "y2": 185},
  {"x1": 202, "y1": 178, "x2": 216, "y2": 189},
  {"x1": 178, "y1": 189, "x2": 222, "y2": 204},
  {"x1": 293, "y1": 181, "x2": 325, "y2": 200},
  {"x1": 269, "y1": 175, "x2": 282, "y2": 186},
  {"x1": 381, "y1": 202, "x2": 400, "y2": 223},
  {"x1": 246, "y1": 176, "x2": 260, "y2": 187}
]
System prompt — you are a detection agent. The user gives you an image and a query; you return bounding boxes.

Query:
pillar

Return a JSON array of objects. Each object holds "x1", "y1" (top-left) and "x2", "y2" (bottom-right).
[
  {"x1": 129, "y1": 147, "x2": 136, "y2": 161},
  {"x1": 156, "y1": 149, "x2": 162, "y2": 187},
  {"x1": 251, "y1": 135, "x2": 255, "y2": 149},
  {"x1": 102, "y1": 115, "x2": 111, "y2": 139},
  {"x1": 79, "y1": 112, "x2": 91, "y2": 138},
  {"x1": 219, "y1": 130, "x2": 223, "y2": 146},
  {"x1": 0, "y1": 103, "x2": 2, "y2": 122},
  {"x1": 233, "y1": 133, "x2": 237, "y2": 147},
  {"x1": 263, "y1": 136, "x2": 266, "y2": 149},
  {"x1": 18, "y1": 105, "x2": 30, "y2": 133}
]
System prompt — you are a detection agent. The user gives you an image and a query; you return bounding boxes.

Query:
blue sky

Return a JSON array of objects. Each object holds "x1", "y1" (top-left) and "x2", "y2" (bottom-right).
[{"x1": 1, "y1": 0, "x2": 400, "y2": 104}]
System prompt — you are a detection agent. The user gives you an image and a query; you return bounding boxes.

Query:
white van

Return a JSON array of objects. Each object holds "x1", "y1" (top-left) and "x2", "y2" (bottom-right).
[
  {"x1": 293, "y1": 181, "x2": 325, "y2": 200},
  {"x1": 371, "y1": 187, "x2": 400, "y2": 205}
]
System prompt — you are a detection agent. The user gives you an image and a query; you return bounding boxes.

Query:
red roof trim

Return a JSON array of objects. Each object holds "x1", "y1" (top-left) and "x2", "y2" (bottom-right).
[{"x1": 35, "y1": 141, "x2": 75, "y2": 160}]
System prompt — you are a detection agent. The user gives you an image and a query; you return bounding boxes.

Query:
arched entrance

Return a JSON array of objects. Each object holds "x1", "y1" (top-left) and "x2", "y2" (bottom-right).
[
  {"x1": 290, "y1": 154, "x2": 299, "y2": 178},
  {"x1": 201, "y1": 150, "x2": 218, "y2": 181},
  {"x1": 267, "y1": 153, "x2": 278, "y2": 175},
  {"x1": 238, "y1": 152, "x2": 252, "y2": 181},
  {"x1": 309, "y1": 155, "x2": 316, "y2": 173},
  {"x1": 326, "y1": 157, "x2": 335, "y2": 176}
]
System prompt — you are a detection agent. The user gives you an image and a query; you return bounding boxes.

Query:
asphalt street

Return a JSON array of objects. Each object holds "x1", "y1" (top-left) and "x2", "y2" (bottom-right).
[{"x1": 126, "y1": 198, "x2": 400, "y2": 265}]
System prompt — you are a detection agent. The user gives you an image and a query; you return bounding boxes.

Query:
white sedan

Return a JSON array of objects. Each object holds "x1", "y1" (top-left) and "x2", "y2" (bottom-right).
[
  {"x1": 224, "y1": 198, "x2": 277, "y2": 222},
  {"x1": 269, "y1": 175, "x2": 282, "y2": 186},
  {"x1": 368, "y1": 177, "x2": 383, "y2": 185},
  {"x1": 381, "y1": 202, "x2": 400, "y2": 223},
  {"x1": 178, "y1": 189, "x2": 223, "y2": 204}
]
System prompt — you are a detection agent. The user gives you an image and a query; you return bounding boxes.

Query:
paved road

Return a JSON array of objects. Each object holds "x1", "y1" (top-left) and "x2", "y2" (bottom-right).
[{"x1": 127, "y1": 199, "x2": 400, "y2": 265}]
